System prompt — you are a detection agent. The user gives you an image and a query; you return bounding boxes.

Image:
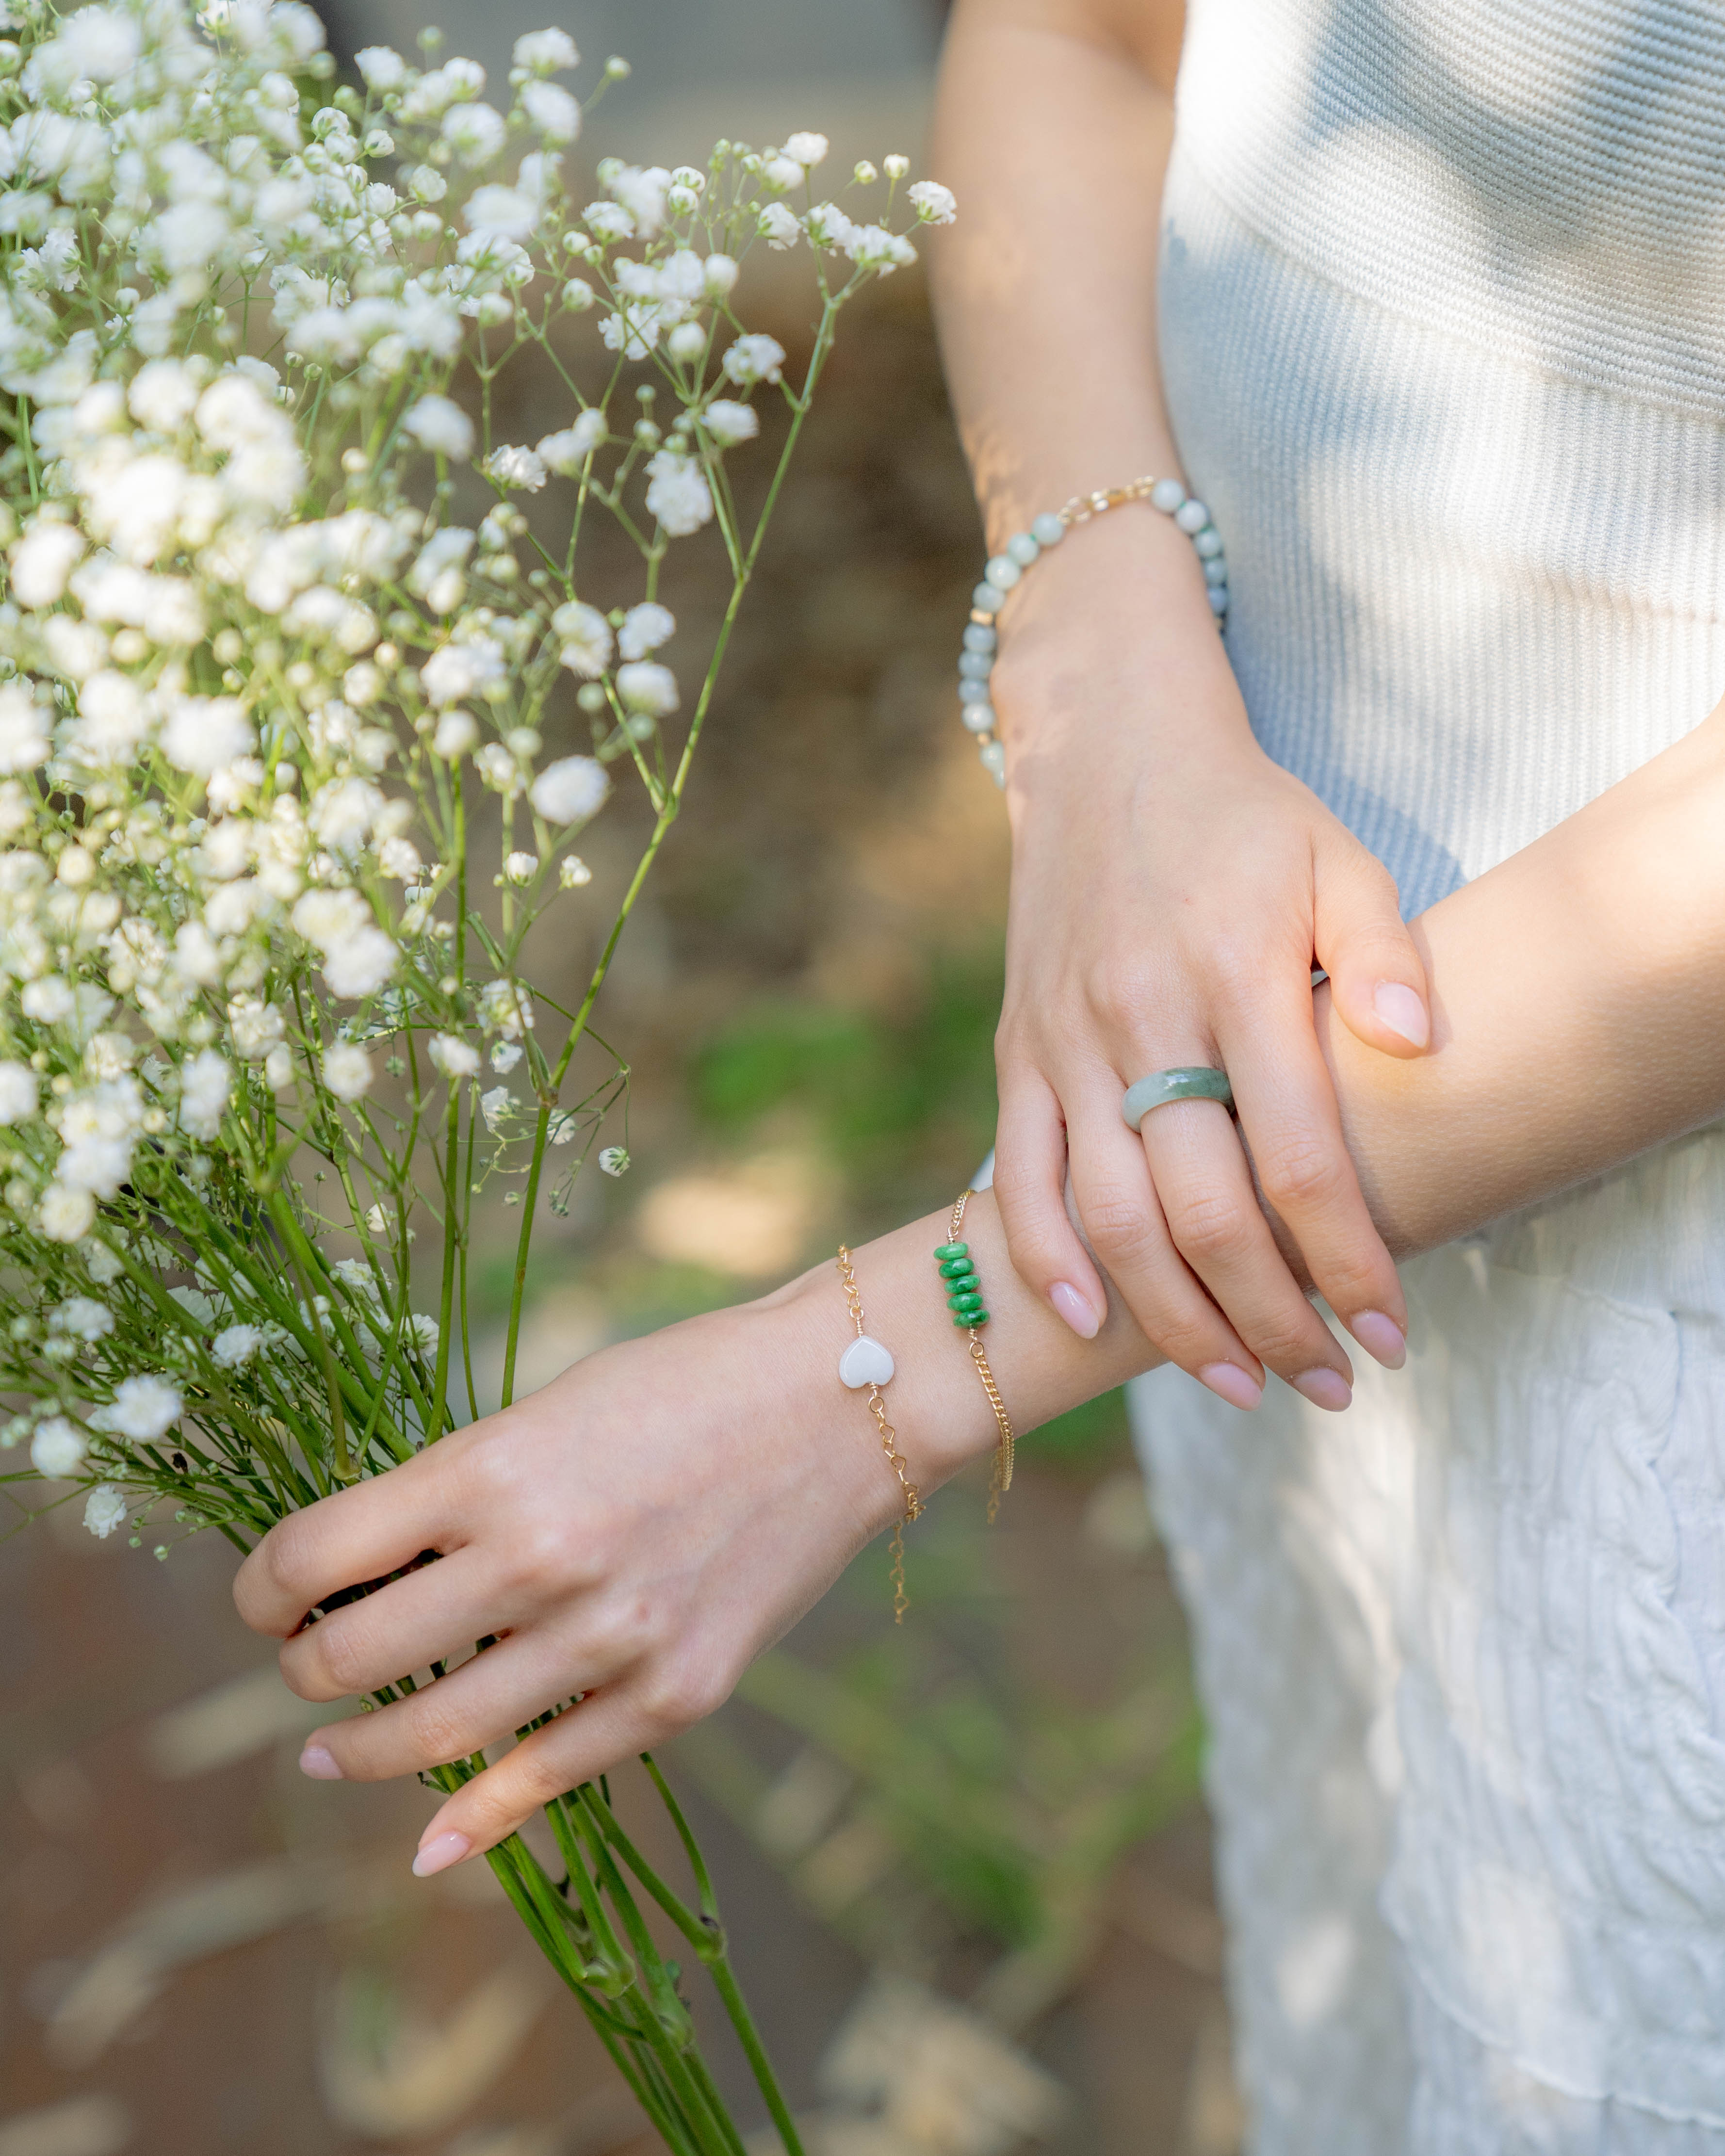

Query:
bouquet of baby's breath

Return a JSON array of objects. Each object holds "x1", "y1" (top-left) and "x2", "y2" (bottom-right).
[{"x1": 0, "y1": 0, "x2": 955, "y2": 2144}]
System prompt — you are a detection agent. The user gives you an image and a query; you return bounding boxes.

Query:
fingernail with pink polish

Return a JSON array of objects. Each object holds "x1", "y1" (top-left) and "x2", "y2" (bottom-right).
[
  {"x1": 1199, "y1": 1362, "x2": 1264, "y2": 1411},
  {"x1": 1049, "y1": 1281, "x2": 1101, "y2": 1341},
  {"x1": 1292, "y1": 1368, "x2": 1353, "y2": 1412},
  {"x1": 1351, "y1": 1310, "x2": 1406, "y2": 1370},
  {"x1": 1373, "y1": 981, "x2": 1429, "y2": 1049},
  {"x1": 412, "y1": 1830, "x2": 472, "y2": 1879},
  {"x1": 299, "y1": 1743, "x2": 343, "y2": 1781}
]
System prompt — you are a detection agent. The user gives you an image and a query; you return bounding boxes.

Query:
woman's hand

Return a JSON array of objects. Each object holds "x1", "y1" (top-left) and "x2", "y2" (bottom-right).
[
  {"x1": 232, "y1": 1296, "x2": 900, "y2": 1874},
  {"x1": 230, "y1": 1188, "x2": 1169, "y2": 1876},
  {"x1": 989, "y1": 517, "x2": 1430, "y2": 1406}
]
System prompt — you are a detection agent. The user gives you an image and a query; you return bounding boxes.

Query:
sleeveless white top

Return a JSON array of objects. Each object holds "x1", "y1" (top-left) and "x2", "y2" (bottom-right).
[{"x1": 1130, "y1": 2, "x2": 1725, "y2": 2148}]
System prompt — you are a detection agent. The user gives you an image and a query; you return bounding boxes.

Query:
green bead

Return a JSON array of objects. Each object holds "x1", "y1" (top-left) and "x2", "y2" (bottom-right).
[
  {"x1": 949, "y1": 1292, "x2": 985, "y2": 1317},
  {"x1": 953, "y1": 1308, "x2": 990, "y2": 1329},
  {"x1": 943, "y1": 1268, "x2": 979, "y2": 1294},
  {"x1": 934, "y1": 1241, "x2": 969, "y2": 1261},
  {"x1": 938, "y1": 1255, "x2": 976, "y2": 1280}
]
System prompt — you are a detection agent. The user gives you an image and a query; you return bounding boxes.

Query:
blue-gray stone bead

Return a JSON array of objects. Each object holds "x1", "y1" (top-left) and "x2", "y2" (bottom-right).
[
  {"x1": 1006, "y1": 532, "x2": 1040, "y2": 566},
  {"x1": 959, "y1": 649, "x2": 993, "y2": 679},
  {"x1": 1207, "y1": 585, "x2": 1229, "y2": 615},
  {"x1": 971, "y1": 582, "x2": 1004, "y2": 614},
  {"x1": 1175, "y1": 499, "x2": 1210, "y2": 535},
  {"x1": 1029, "y1": 512, "x2": 1065, "y2": 546},
  {"x1": 1204, "y1": 555, "x2": 1229, "y2": 584},
  {"x1": 1194, "y1": 527, "x2": 1224, "y2": 558},
  {"x1": 962, "y1": 623, "x2": 998, "y2": 653}
]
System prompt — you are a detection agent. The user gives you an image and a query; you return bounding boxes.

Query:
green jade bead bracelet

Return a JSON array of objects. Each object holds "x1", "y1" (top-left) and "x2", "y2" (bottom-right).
[{"x1": 934, "y1": 1240, "x2": 990, "y2": 1328}]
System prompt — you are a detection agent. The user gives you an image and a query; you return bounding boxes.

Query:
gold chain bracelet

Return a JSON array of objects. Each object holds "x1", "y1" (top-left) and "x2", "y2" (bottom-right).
[
  {"x1": 938, "y1": 1189, "x2": 1016, "y2": 1523},
  {"x1": 835, "y1": 1245, "x2": 923, "y2": 1622}
]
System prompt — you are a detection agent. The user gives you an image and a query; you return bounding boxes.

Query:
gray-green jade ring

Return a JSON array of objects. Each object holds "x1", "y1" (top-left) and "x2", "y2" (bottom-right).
[{"x1": 1121, "y1": 1067, "x2": 1236, "y2": 1131}]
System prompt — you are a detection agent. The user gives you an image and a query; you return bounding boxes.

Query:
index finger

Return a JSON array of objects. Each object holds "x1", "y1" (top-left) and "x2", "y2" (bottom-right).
[
  {"x1": 1216, "y1": 983, "x2": 1408, "y2": 1363},
  {"x1": 232, "y1": 1445, "x2": 465, "y2": 1638}
]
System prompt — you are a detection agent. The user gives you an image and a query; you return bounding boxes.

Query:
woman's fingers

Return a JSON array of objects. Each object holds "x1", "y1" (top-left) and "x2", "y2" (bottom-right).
[
  {"x1": 1138, "y1": 1096, "x2": 1356, "y2": 1405},
  {"x1": 408, "y1": 1658, "x2": 734, "y2": 1874},
  {"x1": 1313, "y1": 832, "x2": 1431, "y2": 1058},
  {"x1": 1064, "y1": 1085, "x2": 1266, "y2": 1408},
  {"x1": 299, "y1": 1621, "x2": 634, "y2": 1784},
  {"x1": 233, "y1": 1445, "x2": 466, "y2": 1640},
  {"x1": 992, "y1": 1072, "x2": 1108, "y2": 1338},
  {"x1": 278, "y1": 1547, "x2": 507, "y2": 1704},
  {"x1": 1214, "y1": 977, "x2": 1409, "y2": 1365}
]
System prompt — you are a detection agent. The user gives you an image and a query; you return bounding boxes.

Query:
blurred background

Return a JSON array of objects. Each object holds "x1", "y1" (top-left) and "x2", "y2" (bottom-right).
[{"x1": 0, "y1": 4, "x2": 1241, "y2": 2152}]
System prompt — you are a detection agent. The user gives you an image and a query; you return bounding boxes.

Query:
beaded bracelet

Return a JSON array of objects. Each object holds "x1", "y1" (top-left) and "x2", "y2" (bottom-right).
[
  {"x1": 935, "y1": 1190, "x2": 1016, "y2": 1523},
  {"x1": 836, "y1": 1244, "x2": 923, "y2": 1622},
  {"x1": 957, "y1": 476, "x2": 1231, "y2": 786}
]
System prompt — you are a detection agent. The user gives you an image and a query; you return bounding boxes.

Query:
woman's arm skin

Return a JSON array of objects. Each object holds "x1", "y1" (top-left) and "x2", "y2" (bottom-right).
[
  {"x1": 926, "y1": 0, "x2": 1438, "y2": 1413},
  {"x1": 233, "y1": 706, "x2": 1725, "y2": 1875}
]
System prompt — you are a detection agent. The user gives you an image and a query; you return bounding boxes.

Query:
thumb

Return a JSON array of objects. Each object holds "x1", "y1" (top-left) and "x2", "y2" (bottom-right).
[{"x1": 1311, "y1": 837, "x2": 1431, "y2": 1057}]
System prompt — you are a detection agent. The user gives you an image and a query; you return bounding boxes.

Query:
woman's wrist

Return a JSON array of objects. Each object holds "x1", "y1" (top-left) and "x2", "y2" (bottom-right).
[
  {"x1": 756, "y1": 1189, "x2": 1163, "y2": 1523},
  {"x1": 987, "y1": 513, "x2": 1242, "y2": 770}
]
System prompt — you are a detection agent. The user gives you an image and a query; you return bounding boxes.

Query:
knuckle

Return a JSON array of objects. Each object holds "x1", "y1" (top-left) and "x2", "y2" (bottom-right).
[
  {"x1": 1165, "y1": 1187, "x2": 1252, "y2": 1268},
  {"x1": 259, "y1": 1514, "x2": 316, "y2": 1612},
  {"x1": 507, "y1": 1518, "x2": 579, "y2": 1596},
  {"x1": 405, "y1": 1686, "x2": 472, "y2": 1768},
  {"x1": 1083, "y1": 1191, "x2": 1158, "y2": 1271},
  {"x1": 1257, "y1": 1135, "x2": 1347, "y2": 1215},
  {"x1": 637, "y1": 1657, "x2": 728, "y2": 1736},
  {"x1": 1084, "y1": 961, "x2": 1157, "y2": 1033},
  {"x1": 583, "y1": 1592, "x2": 661, "y2": 1670},
  {"x1": 299, "y1": 1618, "x2": 367, "y2": 1699}
]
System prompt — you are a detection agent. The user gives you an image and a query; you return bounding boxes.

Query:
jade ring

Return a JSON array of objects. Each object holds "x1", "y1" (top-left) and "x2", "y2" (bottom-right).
[{"x1": 1121, "y1": 1067, "x2": 1235, "y2": 1132}]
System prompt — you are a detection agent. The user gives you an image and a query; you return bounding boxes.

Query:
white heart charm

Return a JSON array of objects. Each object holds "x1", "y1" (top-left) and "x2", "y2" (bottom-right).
[{"x1": 839, "y1": 1333, "x2": 895, "y2": 1390}]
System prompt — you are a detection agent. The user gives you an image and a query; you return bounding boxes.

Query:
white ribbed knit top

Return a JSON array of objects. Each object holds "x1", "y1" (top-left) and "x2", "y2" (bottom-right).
[{"x1": 1158, "y1": 0, "x2": 1725, "y2": 919}]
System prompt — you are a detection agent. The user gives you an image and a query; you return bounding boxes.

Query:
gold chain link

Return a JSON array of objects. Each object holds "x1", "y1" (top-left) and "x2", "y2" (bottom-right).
[
  {"x1": 835, "y1": 1245, "x2": 923, "y2": 1623},
  {"x1": 949, "y1": 1190, "x2": 1016, "y2": 1524}
]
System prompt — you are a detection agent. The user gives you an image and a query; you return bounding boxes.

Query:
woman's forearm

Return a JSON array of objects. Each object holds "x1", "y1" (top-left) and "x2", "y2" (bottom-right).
[
  {"x1": 1321, "y1": 701, "x2": 1725, "y2": 1258},
  {"x1": 767, "y1": 705, "x2": 1725, "y2": 1492},
  {"x1": 929, "y1": 0, "x2": 1186, "y2": 538}
]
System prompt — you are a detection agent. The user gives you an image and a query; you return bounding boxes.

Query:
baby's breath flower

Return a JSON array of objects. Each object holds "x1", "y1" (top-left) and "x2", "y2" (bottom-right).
[
  {"x1": 551, "y1": 600, "x2": 613, "y2": 679},
  {"x1": 531, "y1": 756, "x2": 610, "y2": 826},
  {"x1": 429, "y1": 1033, "x2": 480, "y2": 1079},
  {"x1": 514, "y1": 27, "x2": 580, "y2": 72},
  {"x1": 94, "y1": 1374, "x2": 182, "y2": 1442},
  {"x1": 599, "y1": 1146, "x2": 629, "y2": 1176},
  {"x1": 559, "y1": 855, "x2": 592, "y2": 889},
  {"x1": 618, "y1": 603, "x2": 674, "y2": 660},
  {"x1": 644, "y1": 451, "x2": 712, "y2": 536},
  {"x1": 616, "y1": 662, "x2": 679, "y2": 717},
  {"x1": 503, "y1": 850, "x2": 538, "y2": 884},
  {"x1": 31, "y1": 1415, "x2": 85, "y2": 1479},
  {"x1": 323, "y1": 1041, "x2": 374, "y2": 1101},
  {"x1": 83, "y1": 1483, "x2": 127, "y2": 1539},
  {"x1": 404, "y1": 395, "x2": 475, "y2": 462},
  {"x1": 483, "y1": 444, "x2": 548, "y2": 492},
  {"x1": 908, "y1": 179, "x2": 958, "y2": 225},
  {"x1": 212, "y1": 1322, "x2": 264, "y2": 1368},
  {"x1": 722, "y1": 334, "x2": 785, "y2": 388},
  {"x1": 521, "y1": 80, "x2": 579, "y2": 142}
]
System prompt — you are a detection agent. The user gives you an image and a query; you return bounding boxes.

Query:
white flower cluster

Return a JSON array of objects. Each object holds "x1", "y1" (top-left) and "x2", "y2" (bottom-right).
[{"x1": 0, "y1": 0, "x2": 950, "y2": 1545}]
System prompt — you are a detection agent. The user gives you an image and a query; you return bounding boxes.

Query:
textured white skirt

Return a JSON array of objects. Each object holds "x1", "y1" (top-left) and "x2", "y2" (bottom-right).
[
  {"x1": 1131, "y1": 1127, "x2": 1725, "y2": 2150},
  {"x1": 1137, "y1": 6, "x2": 1725, "y2": 2130}
]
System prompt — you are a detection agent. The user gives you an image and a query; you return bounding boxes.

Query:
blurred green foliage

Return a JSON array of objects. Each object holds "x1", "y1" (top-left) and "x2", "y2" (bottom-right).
[{"x1": 689, "y1": 942, "x2": 1005, "y2": 1225}]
